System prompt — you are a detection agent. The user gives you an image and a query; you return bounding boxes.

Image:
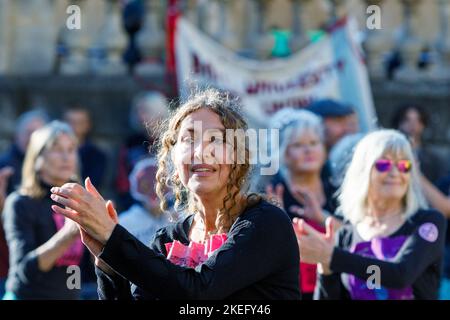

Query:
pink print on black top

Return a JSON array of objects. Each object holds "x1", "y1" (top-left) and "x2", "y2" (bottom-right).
[
  {"x1": 164, "y1": 234, "x2": 228, "y2": 268},
  {"x1": 52, "y1": 211, "x2": 84, "y2": 267},
  {"x1": 348, "y1": 235, "x2": 414, "y2": 300}
]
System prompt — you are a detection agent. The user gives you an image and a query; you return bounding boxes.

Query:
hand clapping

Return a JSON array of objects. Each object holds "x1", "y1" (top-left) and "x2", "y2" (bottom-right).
[
  {"x1": 50, "y1": 177, "x2": 118, "y2": 246},
  {"x1": 292, "y1": 217, "x2": 336, "y2": 269}
]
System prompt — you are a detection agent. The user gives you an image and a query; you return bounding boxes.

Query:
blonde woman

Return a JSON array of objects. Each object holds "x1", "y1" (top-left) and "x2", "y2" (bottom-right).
[
  {"x1": 294, "y1": 129, "x2": 446, "y2": 300},
  {"x1": 2, "y1": 121, "x2": 83, "y2": 300},
  {"x1": 51, "y1": 89, "x2": 301, "y2": 300}
]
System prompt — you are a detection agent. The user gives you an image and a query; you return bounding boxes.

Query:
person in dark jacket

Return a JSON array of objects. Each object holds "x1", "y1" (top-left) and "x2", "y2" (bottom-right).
[
  {"x1": 436, "y1": 174, "x2": 450, "y2": 299},
  {"x1": 64, "y1": 107, "x2": 108, "y2": 299},
  {"x1": 0, "y1": 110, "x2": 48, "y2": 298},
  {"x1": 64, "y1": 107, "x2": 107, "y2": 190},
  {"x1": 295, "y1": 130, "x2": 446, "y2": 300},
  {"x1": 51, "y1": 89, "x2": 301, "y2": 300},
  {"x1": 0, "y1": 167, "x2": 13, "y2": 297},
  {"x1": 2, "y1": 121, "x2": 83, "y2": 300},
  {"x1": 391, "y1": 104, "x2": 447, "y2": 184}
]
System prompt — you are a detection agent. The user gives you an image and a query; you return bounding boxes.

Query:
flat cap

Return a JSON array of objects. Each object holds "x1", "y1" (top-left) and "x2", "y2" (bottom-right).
[{"x1": 306, "y1": 99, "x2": 355, "y2": 118}]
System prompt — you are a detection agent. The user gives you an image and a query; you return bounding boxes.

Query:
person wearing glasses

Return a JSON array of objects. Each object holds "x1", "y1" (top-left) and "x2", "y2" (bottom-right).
[
  {"x1": 2, "y1": 121, "x2": 83, "y2": 300},
  {"x1": 294, "y1": 129, "x2": 446, "y2": 300}
]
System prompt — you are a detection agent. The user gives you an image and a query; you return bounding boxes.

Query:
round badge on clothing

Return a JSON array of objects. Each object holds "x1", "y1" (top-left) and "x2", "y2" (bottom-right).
[{"x1": 418, "y1": 222, "x2": 439, "y2": 243}]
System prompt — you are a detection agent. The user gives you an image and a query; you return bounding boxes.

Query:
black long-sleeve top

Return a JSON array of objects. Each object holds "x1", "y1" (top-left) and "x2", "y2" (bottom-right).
[
  {"x1": 314, "y1": 209, "x2": 446, "y2": 300},
  {"x1": 2, "y1": 190, "x2": 81, "y2": 300},
  {"x1": 96, "y1": 200, "x2": 301, "y2": 300}
]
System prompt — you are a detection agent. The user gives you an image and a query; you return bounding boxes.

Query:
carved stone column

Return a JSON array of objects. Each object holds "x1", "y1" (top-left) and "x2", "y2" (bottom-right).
[
  {"x1": 95, "y1": 0, "x2": 127, "y2": 75},
  {"x1": 211, "y1": 0, "x2": 240, "y2": 50},
  {"x1": 289, "y1": 0, "x2": 311, "y2": 53},
  {"x1": 9, "y1": 0, "x2": 58, "y2": 74},
  {"x1": 135, "y1": 0, "x2": 166, "y2": 75},
  {"x1": 251, "y1": 0, "x2": 274, "y2": 59},
  {"x1": 363, "y1": 0, "x2": 393, "y2": 78},
  {"x1": 396, "y1": 0, "x2": 423, "y2": 81},
  {"x1": 427, "y1": 0, "x2": 450, "y2": 80},
  {"x1": 0, "y1": 0, "x2": 12, "y2": 74},
  {"x1": 59, "y1": 0, "x2": 90, "y2": 75}
]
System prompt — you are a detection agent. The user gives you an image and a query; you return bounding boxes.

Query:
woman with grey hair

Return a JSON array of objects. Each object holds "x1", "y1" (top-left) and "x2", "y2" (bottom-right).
[
  {"x1": 295, "y1": 129, "x2": 446, "y2": 300},
  {"x1": 265, "y1": 108, "x2": 341, "y2": 299}
]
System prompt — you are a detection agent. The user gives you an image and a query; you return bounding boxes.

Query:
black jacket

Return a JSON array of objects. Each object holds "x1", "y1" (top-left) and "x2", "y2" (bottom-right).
[
  {"x1": 315, "y1": 209, "x2": 446, "y2": 300},
  {"x1": 2, "y1": 189, "x2": 81, "y2": 300}
]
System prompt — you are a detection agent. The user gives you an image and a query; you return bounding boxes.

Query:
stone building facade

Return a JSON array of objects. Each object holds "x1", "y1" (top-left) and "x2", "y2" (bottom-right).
[{"x1": 0, "y1": 0, "x2": 449, "y2": 183}]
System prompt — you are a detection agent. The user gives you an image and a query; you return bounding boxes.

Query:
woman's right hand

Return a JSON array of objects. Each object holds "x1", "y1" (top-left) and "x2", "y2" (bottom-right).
[
  {"x1": 51, "y1": 178, "x2": 118, "y2": 244},
  {"x1": 293, "y1": 217, "x2": 336, "y2": 267},
  {"x1": 81, "y1": 198, "x2": 119, "y2": 257},
  {"x1": 81, "y1": 199, "x2": 118, "y2": 276},
  {"x1": 265, "y1": 183, "x2": 284, "y2": 209}
]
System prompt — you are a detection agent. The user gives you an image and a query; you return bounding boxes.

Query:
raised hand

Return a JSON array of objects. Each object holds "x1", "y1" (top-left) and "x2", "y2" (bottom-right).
[
  {"x1": 290, "y1": 186, "x2": 326, "y2": 224},
  {"x1": 292, "y1": 217, "x2": 334, "y2": 266},
  {"x1": 78, "y1": 198, "x2": 118, "y2": 275},
  {"x1": 265, "y1": 183, "x2": 285, "y2": 209}
]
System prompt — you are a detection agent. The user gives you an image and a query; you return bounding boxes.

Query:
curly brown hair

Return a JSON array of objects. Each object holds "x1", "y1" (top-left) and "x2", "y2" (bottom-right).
[{"x1": 155, "y1": 88, "x2": 261, "y2": 233}]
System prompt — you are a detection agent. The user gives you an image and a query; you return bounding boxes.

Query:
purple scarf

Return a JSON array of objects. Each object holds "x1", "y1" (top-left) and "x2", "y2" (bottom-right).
[{"x1": 348, "y1": 235, "x2": 414, "y2": 300}]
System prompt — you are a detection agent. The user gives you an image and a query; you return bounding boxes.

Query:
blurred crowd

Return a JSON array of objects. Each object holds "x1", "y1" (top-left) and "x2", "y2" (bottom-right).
[
  {"x1": 0, "y1": 91, "x2": 170, "y2": 299},
  {"x1": 0, "y1": 93, "x2": 449, "y2": 300}
]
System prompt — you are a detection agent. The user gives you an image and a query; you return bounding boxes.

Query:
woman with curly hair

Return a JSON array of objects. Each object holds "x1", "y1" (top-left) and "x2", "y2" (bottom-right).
[{"x1": 50, "y1": 89, "x2": 301, "y2": 300}]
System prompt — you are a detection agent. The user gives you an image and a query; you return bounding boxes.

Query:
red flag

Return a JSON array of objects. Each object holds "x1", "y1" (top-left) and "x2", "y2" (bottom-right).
[{"x1": 166, "y1": 0, "x2": 180, "y2": 93}]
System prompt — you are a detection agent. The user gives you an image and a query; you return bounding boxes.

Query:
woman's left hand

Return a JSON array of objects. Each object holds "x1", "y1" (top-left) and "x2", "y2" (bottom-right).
[
  {"x1": 293, "y1": 217, "x2": 335, "y2": 266},
  {"x1": 50, "y1": 177, "x2": 118, "y2": 245},
  {"x1": 290, "y1": 187, "x2": 326, "y2": 224}
]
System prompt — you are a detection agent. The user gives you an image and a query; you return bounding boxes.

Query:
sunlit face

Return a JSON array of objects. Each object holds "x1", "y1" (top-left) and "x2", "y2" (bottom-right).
[
  {"x1": 39, "y1": 134, "x2": 78, "y2": 186},
  {"x1": 172, "y1": 109, "x2": 234, "y2": 198},
  {"x1": 368, "y1": 152, "x2": 411, "y2": 203},
  {"x1": 285, "y1": 129, "x2": 326, "y2": 174},
  {"x1": 399, "y1": 109, "x2": 424, "y2": 139}
]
